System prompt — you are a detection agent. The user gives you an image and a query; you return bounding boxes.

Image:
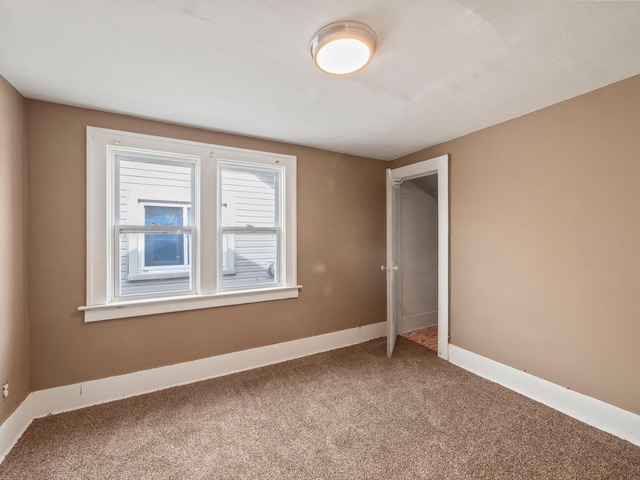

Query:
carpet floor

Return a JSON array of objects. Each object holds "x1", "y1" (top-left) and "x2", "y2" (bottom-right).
[{"x1": 1, "y1": 337, "x2": 638, "y2": 479}]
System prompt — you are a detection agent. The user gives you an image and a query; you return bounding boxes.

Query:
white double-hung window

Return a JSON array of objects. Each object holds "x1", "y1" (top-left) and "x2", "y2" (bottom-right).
[{"x1": 82, "y1": 127, "x2": 298, "y2": 322}]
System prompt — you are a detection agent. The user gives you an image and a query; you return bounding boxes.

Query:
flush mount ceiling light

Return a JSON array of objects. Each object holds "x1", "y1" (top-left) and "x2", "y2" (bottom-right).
[{"x1": 309, "y1": 21, "x2": 377, "y2": 75}]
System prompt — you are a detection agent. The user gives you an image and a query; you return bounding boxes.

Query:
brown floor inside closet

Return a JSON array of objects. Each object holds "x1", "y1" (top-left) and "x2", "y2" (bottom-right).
[{"x1": 404, "y1": 326, "x2": 438, "y2": 352}]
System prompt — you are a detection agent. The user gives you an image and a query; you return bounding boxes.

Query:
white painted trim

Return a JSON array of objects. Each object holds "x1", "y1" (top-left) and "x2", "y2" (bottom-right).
[
  {"x1": 0, "y1": 322, "x2": 386, "y2": 464},
  {"x1": 80, "y1": 285, "x2": 302, "y2": 322},
  {"x1": 0, "y1": 398, "x2": 33, "y2": 464},
  {"x1": 389, "y1": 155, "x2": 449, "y2": 360},
  {"x1": 385, "y1": 169, "x2": 399, "y2": 357},
  {"x1": 449, "y1": 344, "x2": 640, "y2": 446}
]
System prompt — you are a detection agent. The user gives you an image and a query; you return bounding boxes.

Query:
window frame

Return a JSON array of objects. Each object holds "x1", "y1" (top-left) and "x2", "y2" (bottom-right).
[
  {"x1": 113, "y1": 148, "x2": 198, "y2": 300},
  {"x1": 82, "y1": 127, "x2": 299, "y2": 322},
  {"x1": 218, "y1": 161, "x2": 282, "y2": 291}
]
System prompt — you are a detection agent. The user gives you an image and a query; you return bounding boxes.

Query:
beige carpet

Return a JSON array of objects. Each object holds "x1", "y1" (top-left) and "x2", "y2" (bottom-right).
[{"x1": 1, "y1": 337, "x2": 638, "y2": 479}]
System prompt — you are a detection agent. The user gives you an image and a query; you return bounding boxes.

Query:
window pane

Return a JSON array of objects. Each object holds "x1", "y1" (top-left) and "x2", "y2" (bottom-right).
[
  {"x1": 144, "y1": 233, "x2": 185, "y2": 267},
  {"x1": 119, "y1": 232, "x2": 192, "y2": 297},
  {"x1": 220, "y1": 167, "x2": 278, "y2": 227},
  {"x1": 144, "y1": 206, "x2": 186, "y2": 267},
  {"x1": 145, "y1": 205, "x2": 183, "y2": 226},
  {"x1": 221, "y1": 231, "x2": 277, "y2": 289},
  {"x1": 116, "y1": 155, "x2": 193, "y2": 226}
]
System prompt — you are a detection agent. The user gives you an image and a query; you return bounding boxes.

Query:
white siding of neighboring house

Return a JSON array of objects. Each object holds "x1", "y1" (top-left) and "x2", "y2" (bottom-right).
[
  {"x1": 220, "y1": 168, "x2": 278, "y2": 288},
  {"x1": 117, "y1": 158, "x2": 278, "y2": 297}
]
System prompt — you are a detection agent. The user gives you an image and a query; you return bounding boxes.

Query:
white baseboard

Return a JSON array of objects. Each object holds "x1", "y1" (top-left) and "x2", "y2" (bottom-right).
[
  {"x1": 400, "y1": 311, "x2": 437, "y2": 334},
  {"x1": 449, "y1": 344, "x2": 640, "y2": 446},
  {"x1": 0, "y1": 322, "x2": 386, "y2": 463},
  {"x1": 0, "y1": 398, "x2": 33, "y2": 465}
]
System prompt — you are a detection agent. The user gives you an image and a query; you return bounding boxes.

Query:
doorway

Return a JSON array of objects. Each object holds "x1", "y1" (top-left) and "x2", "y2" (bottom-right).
[
  {"x1": 397, "y1": 173, "x2": 438, "y2": 351},
  {"x1": 385, "y1": 155, "x2": 449, "y2": 359},
  {"x1": 399, "y1": 175, "x2": 439, "y2": 352}
]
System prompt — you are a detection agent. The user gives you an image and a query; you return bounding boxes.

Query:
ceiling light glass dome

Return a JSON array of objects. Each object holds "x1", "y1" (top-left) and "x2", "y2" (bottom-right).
[{"x1": 309, "y1": 21, "x2": 377, "y2": 75}]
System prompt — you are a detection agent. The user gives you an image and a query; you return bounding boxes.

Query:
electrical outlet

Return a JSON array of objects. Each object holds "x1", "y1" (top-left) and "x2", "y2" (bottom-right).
[{"x1": 2, "y1": 381, "x2": 8, "y2": 399}]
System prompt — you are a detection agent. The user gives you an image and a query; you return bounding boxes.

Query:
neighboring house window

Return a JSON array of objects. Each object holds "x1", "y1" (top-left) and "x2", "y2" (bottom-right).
[
  {"x1": 83, "y1": 127, "x2": 298, "y2": 322},
  {"x1": 143, "y1": 205, "x2": 190, "y2": 268}
]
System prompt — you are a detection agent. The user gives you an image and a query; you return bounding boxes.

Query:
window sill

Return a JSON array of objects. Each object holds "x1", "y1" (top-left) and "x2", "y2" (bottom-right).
[{"x1": 79, "y1": 285, "x2": 302, "y2": 322}]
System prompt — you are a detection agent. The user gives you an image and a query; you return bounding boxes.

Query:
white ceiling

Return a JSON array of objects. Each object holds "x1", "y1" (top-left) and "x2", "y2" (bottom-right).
[{"x1": 1, "y1": 1, "x2": 640, "y2": 161}]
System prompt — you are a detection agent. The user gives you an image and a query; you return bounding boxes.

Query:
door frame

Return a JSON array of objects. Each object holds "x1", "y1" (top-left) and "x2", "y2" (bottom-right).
[{"x1": 387, "y1": 154, "x2": 449, "y2": 360}]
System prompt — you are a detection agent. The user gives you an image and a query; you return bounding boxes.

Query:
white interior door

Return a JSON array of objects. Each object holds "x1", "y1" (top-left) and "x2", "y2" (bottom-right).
[{"x1": 385, "y1": 168, "x2": 399, "y2": 357}]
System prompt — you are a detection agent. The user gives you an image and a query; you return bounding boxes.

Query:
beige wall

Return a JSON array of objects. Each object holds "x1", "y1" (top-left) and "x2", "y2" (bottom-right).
[
  {"x1": 392, "y1": 74, "x2": 640, "y2": 414},
  {"x1": 27, "y1": 101, "x2": 387, "y2": 391},
  {"x1": 0, "y1": 77, "x2": 29, "y2": 424}
]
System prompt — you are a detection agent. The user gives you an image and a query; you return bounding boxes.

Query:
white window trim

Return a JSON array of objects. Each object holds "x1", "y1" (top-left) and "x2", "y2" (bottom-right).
[
  {"x1": 83, "y1": 127, "x2": 299, "y2": 322},
  {"x1": 78, "y1": 286, "x2": 302, "y2": 322}
]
